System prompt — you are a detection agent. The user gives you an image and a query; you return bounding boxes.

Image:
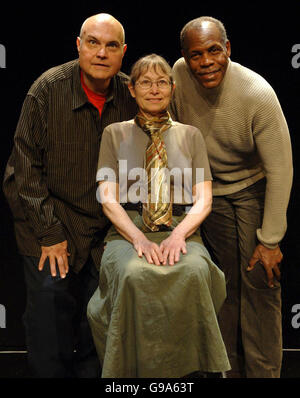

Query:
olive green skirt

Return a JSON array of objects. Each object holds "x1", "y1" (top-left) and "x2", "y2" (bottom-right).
[{"x1": 87, "y1": 211, "x2": 230, "y2": 378}]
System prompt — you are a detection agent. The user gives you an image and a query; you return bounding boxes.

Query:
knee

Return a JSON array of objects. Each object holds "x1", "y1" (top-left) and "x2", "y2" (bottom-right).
[
  {"x1": 193, "y1": 259, "x2": 210, "y2": 278},
  {"x1": 87, "y1": 288, "x2": 101, "y2": 321},
  {"x1": 185, "y1": 246, "x2": 211, "y2": 275},
  {"x1": 123, "y1": 256, "x2": 146, "y2": 287}
]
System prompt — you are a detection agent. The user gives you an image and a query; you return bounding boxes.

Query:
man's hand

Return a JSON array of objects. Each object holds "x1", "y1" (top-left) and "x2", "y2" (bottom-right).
[
  {"x1": 247, "y1": 243, "x2": 282, "y2": 288},
  {"x1": 160, "y1": 232, "x2": 187, "y2": 266},
  {"x1": 38, "y1": 240, "x2": 70, "y2": 278}
]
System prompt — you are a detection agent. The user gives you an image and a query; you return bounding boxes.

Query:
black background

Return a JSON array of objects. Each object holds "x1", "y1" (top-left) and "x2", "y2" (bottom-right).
[{"x1": 0, "y1": 2, "x2": 299, "y2": 350}]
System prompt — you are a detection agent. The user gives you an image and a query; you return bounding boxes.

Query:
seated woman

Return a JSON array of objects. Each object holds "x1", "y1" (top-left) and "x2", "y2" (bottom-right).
[{"x1": 87, "y1": 54, "x2": 230, "y2": 378}]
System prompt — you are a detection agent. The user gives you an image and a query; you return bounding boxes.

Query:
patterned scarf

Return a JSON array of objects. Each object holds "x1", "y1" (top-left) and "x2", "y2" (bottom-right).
[{"x1": 135, "y1": 111, "x2": 173, "y2": 231}]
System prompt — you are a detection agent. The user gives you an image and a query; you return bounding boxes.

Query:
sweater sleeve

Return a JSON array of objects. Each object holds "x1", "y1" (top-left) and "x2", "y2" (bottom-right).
[{"x1": 252, "y1": 86, "x2": 293, "y2": 248}]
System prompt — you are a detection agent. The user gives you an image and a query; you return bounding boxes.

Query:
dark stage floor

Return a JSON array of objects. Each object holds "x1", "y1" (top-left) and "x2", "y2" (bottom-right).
[{"x1": 0, "y1": 350, "x2": 299, "y2": 379}]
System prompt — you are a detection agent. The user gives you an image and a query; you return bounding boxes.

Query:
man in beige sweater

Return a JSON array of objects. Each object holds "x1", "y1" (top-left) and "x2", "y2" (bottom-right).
[{"x1": 171, "y1": 16, "x2": 293, "y2": 378}]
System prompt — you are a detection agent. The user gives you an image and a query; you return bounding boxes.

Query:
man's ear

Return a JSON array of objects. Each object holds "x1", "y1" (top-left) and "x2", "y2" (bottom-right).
[
  {"x1": 225, "y1": 40, "x2": 231, "y2": 57},
  {"x1": 76, "y1": 37, "x2": 81, "y2": 55},
  {"x1": 181, "y1": 49, "x2": 190, "y2": 67}
]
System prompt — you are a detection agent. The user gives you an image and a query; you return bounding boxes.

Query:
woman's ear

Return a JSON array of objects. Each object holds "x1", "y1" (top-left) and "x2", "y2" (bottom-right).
[
  {"x1": 127, "y1": 83, "x2": 136, "y2": 99},
  {"x1": 171, "y1": 82, "x2": 176, "y2": 95}
]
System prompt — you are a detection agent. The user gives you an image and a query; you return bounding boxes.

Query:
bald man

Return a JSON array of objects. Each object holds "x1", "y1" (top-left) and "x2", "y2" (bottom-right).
[{"x1": 3, "y1": 13, "x2": 138, "y2": 378}]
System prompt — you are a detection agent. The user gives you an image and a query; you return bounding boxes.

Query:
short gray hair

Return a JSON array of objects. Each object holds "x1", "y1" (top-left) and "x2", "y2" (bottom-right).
[
  {"x1": 129, "y1": 54, "x2": 173, "y2": 86},
  {"x1": 180, "y1": 16, "x2": 228, "y2": 51}
]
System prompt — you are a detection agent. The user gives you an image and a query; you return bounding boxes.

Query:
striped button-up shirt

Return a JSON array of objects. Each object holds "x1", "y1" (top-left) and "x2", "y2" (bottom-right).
[{"x1": 3, "y1": 59, "x2": 138, "y2": 272}]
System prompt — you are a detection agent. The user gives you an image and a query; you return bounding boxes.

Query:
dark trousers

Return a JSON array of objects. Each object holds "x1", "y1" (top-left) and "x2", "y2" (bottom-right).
[
  {"x1": 22, "y1": 255, "x2": 100, "y2": 378},
  {"x1": 201, "y1": 179, "x2": 282, "y2": 378}
]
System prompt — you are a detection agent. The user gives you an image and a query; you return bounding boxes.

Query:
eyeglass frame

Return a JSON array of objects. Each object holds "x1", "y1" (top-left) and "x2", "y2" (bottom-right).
[{"x1": 134, "y1": 78, "x2": 173, "y2": 90}]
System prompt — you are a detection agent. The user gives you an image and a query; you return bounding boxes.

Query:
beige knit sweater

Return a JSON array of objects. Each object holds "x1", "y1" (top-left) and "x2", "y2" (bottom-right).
[{"x1": 171, "y1": 58, "x2": 293, "y2": 249}]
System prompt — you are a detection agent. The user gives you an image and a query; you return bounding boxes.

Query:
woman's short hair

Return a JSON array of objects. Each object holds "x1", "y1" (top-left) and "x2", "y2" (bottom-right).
[{"x1": 129, "y1": 54, "x2": 173, "y2": 86}]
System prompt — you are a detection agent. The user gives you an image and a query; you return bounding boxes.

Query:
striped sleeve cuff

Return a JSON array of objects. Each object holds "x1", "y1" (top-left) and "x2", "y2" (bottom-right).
[{"x1": 37, "y1": 223, "x2": 66, "y2": 247}]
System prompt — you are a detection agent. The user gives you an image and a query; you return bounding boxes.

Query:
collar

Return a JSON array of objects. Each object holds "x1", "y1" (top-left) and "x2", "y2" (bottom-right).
[{"x1": 71, "y1": 60, "x2": 116, "y2": 111}]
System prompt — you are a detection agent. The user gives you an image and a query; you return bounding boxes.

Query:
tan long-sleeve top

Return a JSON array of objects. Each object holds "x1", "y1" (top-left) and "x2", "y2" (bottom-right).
[{"x1": 171, "y1": 58, "x2": 293, "y2": 249}]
